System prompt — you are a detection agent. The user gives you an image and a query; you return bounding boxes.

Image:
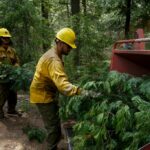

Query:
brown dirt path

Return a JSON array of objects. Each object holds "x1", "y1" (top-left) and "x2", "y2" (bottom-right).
[
  {"x1": 0, "y1": 94, "x2": 47, "y2": 150},
  {"x1": 0, "y1": 94, "x2": 68, "y2": 150}
]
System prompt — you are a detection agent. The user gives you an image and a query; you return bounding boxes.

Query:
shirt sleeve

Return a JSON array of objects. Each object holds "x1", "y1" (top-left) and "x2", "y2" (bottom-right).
[
  {"x1": 12, "y1": 48, "x2": 20, "y2": 66},
  {"x1": 14, "y1": 55, "x2": 20, "y2": 66},
  {"x1": 48, "y1": 59, "x2": 79, "y2": 96}
]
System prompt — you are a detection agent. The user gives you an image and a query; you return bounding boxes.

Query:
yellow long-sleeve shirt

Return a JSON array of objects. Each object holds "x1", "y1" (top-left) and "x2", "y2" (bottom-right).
[
  {"x1": 30, "y1": 48, "x2": 80, "y2": 103},
  {"x1": 0, "y1": 46, "x2": 19, "y2": 66}
]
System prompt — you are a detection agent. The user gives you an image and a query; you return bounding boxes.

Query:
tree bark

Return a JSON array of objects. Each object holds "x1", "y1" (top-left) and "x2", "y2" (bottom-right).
[
  {"x1": 41, "y1": 0, "x2": 49, "y2": 51},
  {"x1": 71, "y1": 0, "x2": 80, "y2": 66},
  {"x1": 125, "y1": 0, "x2": 132, "y2": 39},
  {"x1": 82, "y1": 0, "x2": 86, "y2": 15}
]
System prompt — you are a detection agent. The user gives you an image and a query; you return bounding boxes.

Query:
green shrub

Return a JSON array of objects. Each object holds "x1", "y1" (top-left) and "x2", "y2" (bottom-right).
[{"x1": 22, "y1": 125, "x2": 47, "y2": 143}]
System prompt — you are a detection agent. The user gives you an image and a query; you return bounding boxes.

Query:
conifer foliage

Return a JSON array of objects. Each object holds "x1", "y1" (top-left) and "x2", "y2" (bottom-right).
[{"x1": 60, "y1": 62, "x2": 150, "y2": 150}]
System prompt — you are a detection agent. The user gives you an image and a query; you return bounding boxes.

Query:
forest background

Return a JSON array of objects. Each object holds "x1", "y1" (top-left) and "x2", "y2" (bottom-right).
[
  {"x1": 0, "y1": 0, "x2": 150, "y2": 83},
  {"x1": 0, "y1": 0, "x2": 150, "y2": 149}
]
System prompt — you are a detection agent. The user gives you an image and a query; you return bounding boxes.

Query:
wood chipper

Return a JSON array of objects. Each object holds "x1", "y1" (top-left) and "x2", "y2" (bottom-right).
[
  {"x1": 110, "y1": 29, "x2": 150, "y2": 150},
  {"x1": 110, "y1": 28, "x2": 150, "y2": 77},
  {"x1": 139, "y1": 143, "x2": 150, "y2": 150},
  {"x1": 110, "y1": 37, "x2": 150, "y2": 76}
]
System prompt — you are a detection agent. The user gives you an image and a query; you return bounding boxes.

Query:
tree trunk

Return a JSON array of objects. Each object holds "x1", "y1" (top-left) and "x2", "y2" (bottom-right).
[
  {"x1": 41, "y1": 0, "x2": 49, "y2": 51},
  {"x1": 82, "y1": 0, "x2": 86, "y2": 15},
  {"x1": 125, "y1": 0, "x2": 132, "y2": 39},
  {"x1": 71, "y1": 0, "x2": 80, "y2": 66}
]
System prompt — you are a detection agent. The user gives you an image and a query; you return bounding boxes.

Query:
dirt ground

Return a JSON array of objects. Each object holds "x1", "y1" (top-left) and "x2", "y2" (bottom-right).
[{"x1": 0, "y1": 94, "x2": 68, "y2": 150}]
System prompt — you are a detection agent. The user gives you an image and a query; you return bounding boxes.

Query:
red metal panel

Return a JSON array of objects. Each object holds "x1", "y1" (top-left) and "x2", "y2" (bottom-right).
[
  {"x1": 110, "y1": 38, "x2": 150, "y2": 76},
  {"x1": 134, "y1": 29, "x2": 145, "y2": 50},
  {"x1": 139, "y1": 143, "x2": 150, "y2": 150},
  {"x1": 110, "y1": 52, "x2": 150, "y2": 76}
]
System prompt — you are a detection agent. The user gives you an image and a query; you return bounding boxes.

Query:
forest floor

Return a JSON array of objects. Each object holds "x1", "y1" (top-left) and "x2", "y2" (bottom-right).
[{"x1": 0, "y1": 93, "x2": 68, "y2": 150}]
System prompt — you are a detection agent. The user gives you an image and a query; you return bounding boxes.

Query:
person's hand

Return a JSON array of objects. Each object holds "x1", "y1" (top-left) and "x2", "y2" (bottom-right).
[{"x1": 81, "y1": 89, "x2": 101, "y2": 98}]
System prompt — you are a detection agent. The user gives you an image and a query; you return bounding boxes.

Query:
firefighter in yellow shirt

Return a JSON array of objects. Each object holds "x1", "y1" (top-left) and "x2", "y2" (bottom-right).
[
  {"x1": 30, "y1": 28, "x2": 81, "y2": 149},
  {"x1": 0, "y1": 28, "x2": 20, "y2": 119}
]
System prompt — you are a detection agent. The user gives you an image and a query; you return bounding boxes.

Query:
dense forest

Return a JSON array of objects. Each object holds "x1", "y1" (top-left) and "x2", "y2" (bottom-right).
[
  {"x1": 0, "y1": 0, "x2": 150, "y2": 149},
  {"x1": 1, "y1": 0, "x2": 150, "y2": 89},
  {"x1": 0, "y1": 0, "x2": 150, "y2": 66}
]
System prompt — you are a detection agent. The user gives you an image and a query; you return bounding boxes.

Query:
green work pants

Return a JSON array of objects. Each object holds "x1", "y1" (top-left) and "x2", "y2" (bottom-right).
[
  {"x1": 0, "y1": 83, "x2": 17, "y2": 118},
  {"x1": 36, "y1": 101, "x2": 61, "y2": 150}
]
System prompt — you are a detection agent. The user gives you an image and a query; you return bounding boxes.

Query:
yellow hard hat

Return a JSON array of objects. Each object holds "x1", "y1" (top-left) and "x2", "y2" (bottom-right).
[
  {"x1": 56, "y1": 28, "x2": 77, "y2": 48},
  {"x1": 0, "y1": 28, "x2": 11, "y2": 37}
]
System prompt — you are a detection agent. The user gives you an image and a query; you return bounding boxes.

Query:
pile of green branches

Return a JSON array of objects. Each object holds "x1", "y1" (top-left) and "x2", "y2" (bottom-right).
[
  {"x1": 60, "y1": 62, "x2": 150, "y2": 150},
  {"x1": 0, "y1": 63, "x2": 34, "y2": 91}
]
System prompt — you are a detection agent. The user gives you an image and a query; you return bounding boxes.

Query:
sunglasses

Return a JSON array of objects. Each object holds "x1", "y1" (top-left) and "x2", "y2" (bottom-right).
[{"x1": 62, "y1": 42, "x2": 72, "y2": 49}]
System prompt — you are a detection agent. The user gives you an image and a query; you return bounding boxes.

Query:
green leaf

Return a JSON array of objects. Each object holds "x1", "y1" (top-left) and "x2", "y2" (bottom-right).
[{"x1": 96, "y1": 113, "x2": 104, "y2": 124}]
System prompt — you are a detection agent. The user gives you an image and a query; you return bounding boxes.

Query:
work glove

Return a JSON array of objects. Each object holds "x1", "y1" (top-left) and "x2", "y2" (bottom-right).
[{"x1": 81, "y1": 89, "x2": 101, "y2": 98}]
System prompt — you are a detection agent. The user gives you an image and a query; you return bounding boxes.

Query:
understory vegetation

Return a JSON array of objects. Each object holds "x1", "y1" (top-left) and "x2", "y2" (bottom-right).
[
  {"x1": 60, "y1": 62, "x2": 150, "y2": 150},
  {"x1": 0, "y1": 0, "x2": 150, "y2": 149}
]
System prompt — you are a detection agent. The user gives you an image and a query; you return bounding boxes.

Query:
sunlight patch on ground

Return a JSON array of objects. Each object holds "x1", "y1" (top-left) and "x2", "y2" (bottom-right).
[{"x1": 0, "y1": 139, "x2": 24, "y2": 150}]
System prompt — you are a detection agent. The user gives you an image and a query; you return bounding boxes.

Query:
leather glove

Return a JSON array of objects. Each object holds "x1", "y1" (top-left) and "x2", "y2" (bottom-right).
[{"x1": 81, "y1": 89, "x2": 101, "y2": 98}]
